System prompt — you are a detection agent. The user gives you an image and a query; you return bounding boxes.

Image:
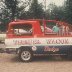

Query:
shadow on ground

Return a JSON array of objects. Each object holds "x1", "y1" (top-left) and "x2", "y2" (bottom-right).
[{"x1": 11, "y1": 55, "x2": 72, "y2": 63}]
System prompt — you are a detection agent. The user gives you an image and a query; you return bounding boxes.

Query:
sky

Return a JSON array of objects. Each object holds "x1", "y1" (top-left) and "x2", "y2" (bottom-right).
[
  {"x1": 21, "y1": 0, "x2": 66, "y2": 11},
  {"x1": 0, "y1": 0, "x2": 66, "y2": 7},
  {"x1": 21, "y1": 0, "x2": 66, "y2": 6},
  {"x1": 38, "y1": 0, "x2": 66, "y2": 6}
]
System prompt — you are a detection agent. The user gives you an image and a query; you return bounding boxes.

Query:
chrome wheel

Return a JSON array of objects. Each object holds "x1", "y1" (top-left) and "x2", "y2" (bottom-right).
[{"x1": 21, "y1": 51, "x2": 31, "y2": 61}]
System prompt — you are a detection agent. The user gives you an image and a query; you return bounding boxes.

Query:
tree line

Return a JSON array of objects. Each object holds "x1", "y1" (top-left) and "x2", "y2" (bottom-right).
[{"x1": 0, "y1": 0, "x2": 72, "y2": 31}]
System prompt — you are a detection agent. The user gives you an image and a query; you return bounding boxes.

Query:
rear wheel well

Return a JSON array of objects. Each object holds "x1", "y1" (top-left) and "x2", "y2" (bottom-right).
[{"x1": 17, "y1": 46, "x2": 32, "y2": 54}]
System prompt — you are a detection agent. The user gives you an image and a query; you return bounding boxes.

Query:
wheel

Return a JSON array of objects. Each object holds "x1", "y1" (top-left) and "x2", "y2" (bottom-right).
[{"x1": 19, "y1": 49, "x2": 33, "y2": 62}]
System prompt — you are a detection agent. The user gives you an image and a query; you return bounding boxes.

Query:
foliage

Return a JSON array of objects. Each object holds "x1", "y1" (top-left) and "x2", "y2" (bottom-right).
[
  {"x1": 0, "y1": 0, "x2": 72, "y2": 31},
  {"x1": 64, "y1": 0, "x2": 72, "y2": 24},
  {"x1": 46, "y1": 3, "x2": 65, "y2": 21},
  {"x1": 29, "y1": 0, "x2": 44, "y2": 19},
  {"x1": 5, "y1": 0, "x2": 18, "y2": 20},
  {"x1": 0, "y1": 0, "x2": 31, "y2": 31}
]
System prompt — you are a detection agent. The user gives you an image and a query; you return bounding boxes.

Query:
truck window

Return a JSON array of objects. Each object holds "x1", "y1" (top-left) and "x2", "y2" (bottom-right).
[{"x1": 13, "y1": 24, "x2": 32, "y2": 36}]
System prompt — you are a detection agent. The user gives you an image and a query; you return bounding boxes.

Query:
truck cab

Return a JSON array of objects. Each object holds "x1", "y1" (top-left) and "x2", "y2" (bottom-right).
[{"x1": 5, "y1": 19, "x2": 72, "y2": 62}]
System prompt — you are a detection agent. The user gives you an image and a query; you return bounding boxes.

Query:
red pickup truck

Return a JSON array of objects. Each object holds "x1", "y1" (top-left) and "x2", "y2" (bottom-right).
[{"x1": 5, "y1": 19, "x2": 72, "y2": 62}]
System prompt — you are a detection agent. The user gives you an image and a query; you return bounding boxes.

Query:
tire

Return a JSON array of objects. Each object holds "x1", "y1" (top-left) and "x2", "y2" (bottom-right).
[{"x1": 19, "y1": 49, "x2": 33, "y2": 62}]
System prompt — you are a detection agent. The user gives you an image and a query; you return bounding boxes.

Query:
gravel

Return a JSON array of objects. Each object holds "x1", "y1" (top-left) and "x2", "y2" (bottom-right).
[{"x1": 0, "y1": 53, "x2": 72, "y2": 72}]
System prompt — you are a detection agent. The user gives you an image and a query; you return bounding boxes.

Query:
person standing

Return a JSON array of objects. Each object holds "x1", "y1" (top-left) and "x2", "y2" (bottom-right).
[{"x1": 52, "y1": 23, "x2": 60, "y2": 33}]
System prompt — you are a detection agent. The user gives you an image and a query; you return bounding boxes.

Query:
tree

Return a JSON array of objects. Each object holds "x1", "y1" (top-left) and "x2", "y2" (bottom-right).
[
  {"x1": 4, "y1": 0, "x2": 19, "y2": 20},
  {"x1": 64, "y1": 0, "x2": 72, "y2": 24},
  {"x1": 29, "y1": 0, "x2": 44, "y2": 19},
  {"x1": 46, "y1": 3, "x2": 65, "y2": 21},
  {"x1": 4, "y1": 0, "x2": 32, "y2": 20},
  {"x1": 16, "y1": 0, "x2": 32, "y2": 19},
  {"x1": 0, "y1": 0, "x2": 32, "y2": 31}
]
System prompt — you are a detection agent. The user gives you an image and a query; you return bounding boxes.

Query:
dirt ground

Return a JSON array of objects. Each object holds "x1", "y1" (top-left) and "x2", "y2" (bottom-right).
[{"x1": 0, "y1": 53, "x2": 72, "y2": 72}]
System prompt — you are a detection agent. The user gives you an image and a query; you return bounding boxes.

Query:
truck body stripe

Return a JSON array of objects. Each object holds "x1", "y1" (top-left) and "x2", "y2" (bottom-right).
[{"x1": 5, "y1": 37, "x2": 72, "y2": 48}]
